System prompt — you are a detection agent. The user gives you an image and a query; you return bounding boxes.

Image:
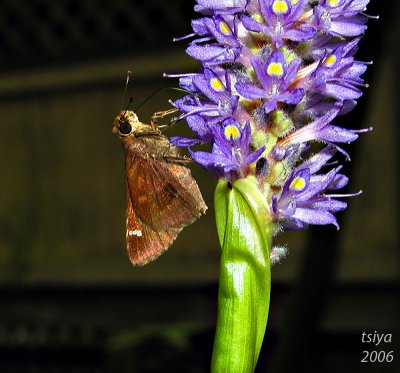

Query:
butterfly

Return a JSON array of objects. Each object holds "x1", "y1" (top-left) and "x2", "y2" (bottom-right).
[{"x1": 113, "y1": 107, "x2": 207, "y2": 265}]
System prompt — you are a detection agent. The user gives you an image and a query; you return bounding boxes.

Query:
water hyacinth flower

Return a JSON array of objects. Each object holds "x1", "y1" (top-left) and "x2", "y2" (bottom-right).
[
  {"x1": 272, "y1": 146, "x2": 357, "y2": 230},
  {"x1": 189, "y1": 119, "x2": 265, "y2": 181},
  {"x1": 310, "y1": 0, "x2": 370, "y2": 37},
  {"x1": 165, "y1": 0, "x2": 374, "y2": 371},
  {"x1": 235, "y1": 51, "x2": 305, "y2": 113}
]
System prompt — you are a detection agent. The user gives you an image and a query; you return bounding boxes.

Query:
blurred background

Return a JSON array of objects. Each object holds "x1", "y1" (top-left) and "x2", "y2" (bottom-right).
[{"x1": 0, "y1": 0, "x2": 398, "y2": 372}]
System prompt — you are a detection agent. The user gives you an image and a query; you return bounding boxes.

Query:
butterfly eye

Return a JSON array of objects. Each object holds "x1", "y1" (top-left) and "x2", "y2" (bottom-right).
[{"x1": 119, "y1": 121, "x2": 132, "y2": 135}]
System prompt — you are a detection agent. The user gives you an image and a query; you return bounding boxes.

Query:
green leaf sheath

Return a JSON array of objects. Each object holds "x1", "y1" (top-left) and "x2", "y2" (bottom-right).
[{"x1": 211, "y1": 177, "x2": 272, "y2": 373}]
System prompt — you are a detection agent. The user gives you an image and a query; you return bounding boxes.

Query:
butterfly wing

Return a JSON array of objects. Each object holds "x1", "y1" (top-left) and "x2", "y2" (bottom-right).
[
  {"x1": 124, "y1": 153, "x2": 206, "y2": 265},
  {"x1": 125, "y1": 182, "x2": 181, "y2": 265}
]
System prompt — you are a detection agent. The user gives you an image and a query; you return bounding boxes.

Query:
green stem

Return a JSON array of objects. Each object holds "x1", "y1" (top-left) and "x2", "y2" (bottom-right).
[{"x1": 211, "y1": 176, "x2": 272, "y2": 373}]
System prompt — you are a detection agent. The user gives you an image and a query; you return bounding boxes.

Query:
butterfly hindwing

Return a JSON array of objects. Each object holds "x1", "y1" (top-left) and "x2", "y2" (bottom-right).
[{"x1": 125, "y1": 182, "x2": 181, "y2": 265}]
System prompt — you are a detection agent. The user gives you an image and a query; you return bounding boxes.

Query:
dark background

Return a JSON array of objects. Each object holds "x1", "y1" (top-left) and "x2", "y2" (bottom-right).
[{"x1": 0, "y1": 0, "x2": 398, "y2": 372}]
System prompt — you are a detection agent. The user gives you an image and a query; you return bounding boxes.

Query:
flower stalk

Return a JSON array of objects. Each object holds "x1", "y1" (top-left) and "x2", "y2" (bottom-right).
[{"x1": 213, "y1": 177, "x2": 271, "y2": 372}]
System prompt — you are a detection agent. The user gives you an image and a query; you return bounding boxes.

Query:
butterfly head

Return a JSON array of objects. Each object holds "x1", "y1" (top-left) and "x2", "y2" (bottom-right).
[{"x1": 113, "y1": 110, "x2": 140, "y2": 137}]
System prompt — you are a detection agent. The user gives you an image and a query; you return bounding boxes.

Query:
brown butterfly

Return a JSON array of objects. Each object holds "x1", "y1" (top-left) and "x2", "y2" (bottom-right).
[{"x1": 113, "y1": 106, "x2": 207, "y2": 265}]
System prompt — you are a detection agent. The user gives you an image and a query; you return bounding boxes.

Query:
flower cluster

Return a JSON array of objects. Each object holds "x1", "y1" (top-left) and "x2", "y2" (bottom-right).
[{"x1": 167, "y1": 0, "x2": 373, "y2": 243}]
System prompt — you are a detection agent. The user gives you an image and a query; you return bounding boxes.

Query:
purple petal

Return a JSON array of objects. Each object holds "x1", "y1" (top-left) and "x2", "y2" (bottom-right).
[
  {"x1": 191, "y1": 18, "x2": 210, "y2": 35},
  {"x1": 241, "y1": 121, "x2": 251, "y2": 148},
  {"x1": 325, "y1": 82, "x2": 362, "y2": 100},
  {"x1": 345, "y1": 0, "x2": 370, "y2": 13},
  {"x1": 170, "y1": 136, "x2": 204, "y2": 147},
  {"x1": 285, "y1": 58, "x2": 302, "y2": 86},
  {"x1": 309, "y1": 198, "x2": 347, "y2": 213},
  {"x1": 327, "y1": 174, "x2": 349, "y2": 190},
  {"x1": 281, "y1": 218, "x2": 308, "y2": 230},
  {"x1": 289, "y1": 0, "x2": 309, "y2": 20},
  {"x1": 251, "y1": 56, "x2": 272, "y2": 91},
  {"x1": 297, "y1": 146, "x2": 337, "y2": 174},
  {"x1": 186, "y1": 115, "x2": 213, "y2": 139},
  {"x1": 241, "y1": 14, "x2": 272, "y2": 36},
  {"x1": 343, "y1": 61, "x2": 367, "y2": 80},
  {"x1": 292, "y1": 207, "x2": 339, "y2": 227},
  {"x1": 190, "y1": 149, "x2": 229, "y2": 168},
  {"x1": 186, "y1": 44, "x2": 237, "y2": 64},
  {"x1": 195, "y1": 0, "x2": 248, "y2": 14},
  {"x1": 244, "y1": 146, "x2": 265, "y2": 165},
  {"x1": 318, "y1": 125, "x2": 359, "y2": 143},
  {"x1": 330, "y1": 18, "x2": 367, "y2": 37},
  {"x1": 178, "y1": 75, "x2": 197, "y2": 92},
  {"x1": 235, "y1": 82, "x2": 267, "y2": 100},
  {"x1": 284, "y1": 26, "x2": 317, "y2": 42},
  {"x1": 279, "y1": 88, "x2": 305, "y2": 105},
  {"x1": 263, "y1": 99, "x2": 279, "y2": 113}
]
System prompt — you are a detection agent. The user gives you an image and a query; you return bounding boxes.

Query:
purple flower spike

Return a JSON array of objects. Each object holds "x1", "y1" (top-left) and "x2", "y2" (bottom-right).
[{"x1": 168, "y1": 0, "x2": 374, "y2": 237}]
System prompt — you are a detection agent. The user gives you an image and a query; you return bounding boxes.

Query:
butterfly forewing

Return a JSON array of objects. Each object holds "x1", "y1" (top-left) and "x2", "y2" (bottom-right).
[{"x1": 127, "y1": 156, "x2": 206, "y2": 229}]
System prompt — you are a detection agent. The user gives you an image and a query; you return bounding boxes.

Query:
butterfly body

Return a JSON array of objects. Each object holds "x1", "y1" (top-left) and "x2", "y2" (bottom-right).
[{"x1": 113, "y1": 110, "x2": 207, "y2": 265}]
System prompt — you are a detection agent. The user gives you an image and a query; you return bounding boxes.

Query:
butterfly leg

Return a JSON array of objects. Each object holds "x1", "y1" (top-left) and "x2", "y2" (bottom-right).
[
  {"x1": 163, "y1": 154, "x2": 192, "y2": 164},
  {"x1": 134, "y1": 130, "x2": 161, "y2": 138},
  {"x1": 150, "y1": 108, "x2": 179, "y2": 130}
]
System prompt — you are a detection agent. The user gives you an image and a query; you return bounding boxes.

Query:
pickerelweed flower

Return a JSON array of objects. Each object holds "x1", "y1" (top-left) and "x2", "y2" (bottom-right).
[{"x1": 165, "y1": 0, "x2": 374, "y2": 371}]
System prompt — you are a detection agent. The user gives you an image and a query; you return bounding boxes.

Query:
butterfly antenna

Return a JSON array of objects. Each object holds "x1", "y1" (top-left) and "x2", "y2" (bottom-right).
[
  {"x1": 122, "y1": 97, "x2": 133, "y2": 117},
  {"x1": 134, "y1": 87, "x2": 191, "y2": 113},
  {"x1": 134, "y1": 87, "x2": 164, "y2": 113},
  {"x1": 120, "y1": 71, "x2": 132, "y2": 111}
]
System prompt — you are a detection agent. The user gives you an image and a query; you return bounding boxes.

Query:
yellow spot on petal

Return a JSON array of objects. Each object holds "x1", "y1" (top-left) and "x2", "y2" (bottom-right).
[
  {"x1": 289, "y1": 176, "x2": 306, "y2": 191},
  {"x1": 272, "y1": 0, "x2": 289, "y2": 14},
  {"x1": 291, "y1": 0, "x2": 300, "y2": 4},
  {"x1": 327, "y1": 0, "x2": 340, "y2": 7},
  {"x1": 324, "y1": 54, "x2": 337, "y2": 67},
  {"x1": 210, "y1": 77, "x2": 225, "y2": 92},
  {"x1": 224, "y1": 125, "x2": 241, "y2": 140},
  {"x1": 267, "y1": 62, "x2": 284, "y2": 77},
  {"x1": 219, "y1": 21, "x2": 231, "y2": 36}
]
